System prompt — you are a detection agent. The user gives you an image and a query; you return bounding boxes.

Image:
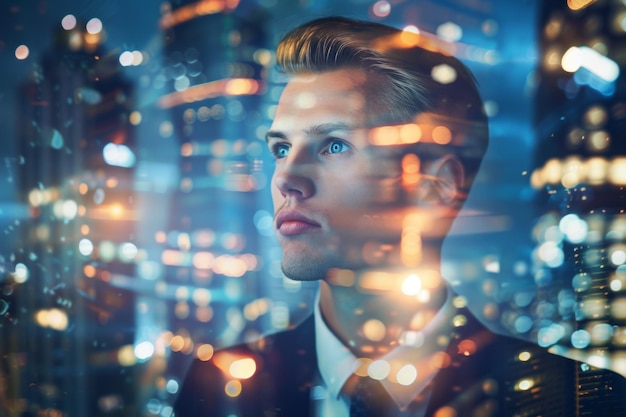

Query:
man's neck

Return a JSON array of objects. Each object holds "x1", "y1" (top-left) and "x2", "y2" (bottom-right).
[{"x1": 318, "y1": 264, "x2": 448, "y2": 358}]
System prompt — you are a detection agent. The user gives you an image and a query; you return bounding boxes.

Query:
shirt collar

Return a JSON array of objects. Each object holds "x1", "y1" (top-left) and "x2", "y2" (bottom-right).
[
  {"x1": 314, "y1": 288, "x2": 456, "y2": 410},
  {"x1": 314, "y1": 290, "x2": 358, "y2": 399}
]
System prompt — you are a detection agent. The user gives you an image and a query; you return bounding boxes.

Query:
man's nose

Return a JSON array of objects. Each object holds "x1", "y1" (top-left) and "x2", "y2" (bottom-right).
[{"x1": 273, "y1": 150, "x2": 315, "y2": 200}]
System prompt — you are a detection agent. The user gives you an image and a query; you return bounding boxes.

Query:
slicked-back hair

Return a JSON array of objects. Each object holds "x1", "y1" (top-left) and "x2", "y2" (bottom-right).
[{"x1": 276, "y1": 16, "x2": 489, "y2": 193}]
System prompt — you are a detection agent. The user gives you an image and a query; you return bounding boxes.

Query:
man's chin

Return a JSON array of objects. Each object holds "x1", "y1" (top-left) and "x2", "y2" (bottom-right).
[{"x1": 281, "y1": 260, "x2": 329, "y2": 282}]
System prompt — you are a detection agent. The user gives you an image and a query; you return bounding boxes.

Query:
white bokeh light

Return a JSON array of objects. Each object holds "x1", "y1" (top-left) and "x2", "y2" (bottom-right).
[
  {"x1": 367, "y1": 360, "x2": 391, "y2": 380},
  {"x1": 134, "y1": 341, "x2": 155, "y2": 361},
  {"x1": 61, "y1": 14, "x2": 77, "y2": 30},
  {"x1": 559, "y1": 214, "x2": 588, "y2": 244},
  {"x1": 78, "y1": 238, "x2": 94, "y2": 256},
  {"x1": 86, "y1": 18, "x2": 103, "y2": 34}
]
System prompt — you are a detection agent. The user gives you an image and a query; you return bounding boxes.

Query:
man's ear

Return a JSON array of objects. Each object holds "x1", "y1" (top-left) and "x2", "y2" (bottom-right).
[{"x1": 417, "y1": 155, "x2": 465, "y2": 206}]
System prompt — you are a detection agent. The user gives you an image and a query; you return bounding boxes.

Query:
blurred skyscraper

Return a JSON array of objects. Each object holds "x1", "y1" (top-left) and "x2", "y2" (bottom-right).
[
  {"x1": 3, "y1": 0, "x2": 625, "y2": 415},
  {"x1": 149, "y1": 2, "x2": 282, "y2": 410},
  {"x1": 530, "y1": 0, "x2": 626, "y2": 403},
  {"x1": 7, "y1": 18, "x2": 139, "y2": 417},
  {"x1": 158, "y1": 0, "x2": 272, "y2": 335}
]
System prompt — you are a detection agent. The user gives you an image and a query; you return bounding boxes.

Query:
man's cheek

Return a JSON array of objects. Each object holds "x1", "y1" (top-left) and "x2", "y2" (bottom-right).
[{"x1": 330, "y1": 206, "x2": 403, "y2": 238}]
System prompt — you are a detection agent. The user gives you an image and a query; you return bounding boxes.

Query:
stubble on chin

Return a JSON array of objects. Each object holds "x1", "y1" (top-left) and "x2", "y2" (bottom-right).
[
  {"x1": 280, "y1": 255, "x2": 330, "y2": 282},
  {"x1": 280, "y1": 243, "x2": 368, "y2": 282}
]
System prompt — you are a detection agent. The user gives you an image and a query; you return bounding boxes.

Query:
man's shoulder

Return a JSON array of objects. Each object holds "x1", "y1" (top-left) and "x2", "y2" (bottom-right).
[
  {"x1": 422, "y1": 309, "x2": 626, "y2": 416},
  {"x1": 436, "y1": 316, "x2": 626, "y2": 416},
  {"x1": 173, "y1": 315, "x2": 316, "y2": 417},
  {"x1": 179, "y1": 313, "x2": 316, "y2": 384}
]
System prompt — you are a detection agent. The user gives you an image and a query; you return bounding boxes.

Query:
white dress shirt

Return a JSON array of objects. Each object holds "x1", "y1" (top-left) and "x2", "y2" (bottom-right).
[{"x1": 312, "y1": 289, "x2": 456, "y2": 417}]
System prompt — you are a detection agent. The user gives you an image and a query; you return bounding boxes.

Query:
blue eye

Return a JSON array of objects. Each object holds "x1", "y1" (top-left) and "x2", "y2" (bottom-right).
[
  {"x1": 327, "y1": 140, "x2": 350, "y2": 154},
  {"x1": 272, "y1": 143, "x2": 290, "y2": 159}
]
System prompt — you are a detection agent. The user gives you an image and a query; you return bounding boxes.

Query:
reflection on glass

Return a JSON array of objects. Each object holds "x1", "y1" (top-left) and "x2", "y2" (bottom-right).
[{"x1": 0, "y1": 1, "x2": 625, "y2": 416}]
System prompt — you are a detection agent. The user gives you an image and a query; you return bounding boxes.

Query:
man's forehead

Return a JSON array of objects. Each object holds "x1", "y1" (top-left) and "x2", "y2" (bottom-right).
[
  {"x1": 278, "y1": 70, "x2": 370, "y2": 105},
  {"x1": 269, "y1": 70, "x2": 372, "y2": 132}
]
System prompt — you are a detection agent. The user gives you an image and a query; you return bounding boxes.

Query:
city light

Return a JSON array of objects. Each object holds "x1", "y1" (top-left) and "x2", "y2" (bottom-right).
[
  {"x1": 228, "y1": 358, "x2": 256, "y2": 379},
  {"x1": 86, "y1": 18, "x2": 103, "y2": 34},
  {"x1": 15, "y1": 45, "x2": 29, "y2": 60},
  {"x1": 567, "y1": 0, "x2": 598, "y2": 11},
  {"x1": 159, "y1": 0, "x2": 241, "y2": 29},
  {"x1": 159, "y1": 78, "x2": 262, "y2": 108},
  {"x1": 401, "y1": 274, "x2": 422, "y2": 296},
  {"x1": 14, "y1": 263, "x2": 29, "y2": 283},
  {"x1": 61, "y1": 14, "x2": 77, "y2": 30},
  {"x1": 78, "y1": 238, "x2": 94, "y2": 256},
  {"x1": 35, "y1": 308, "x2": 69, "y2": 331},
  {"x1": 561, "y1": 46, "x2": 620, "y2": 83},
  {"x1": 134, "y1": 341, "x2": 155, "y2": 361},
  {"x1": 431, "y1": 63, "x2": 457, "y2": 84},
  {"x1": 396, "y1": 364, "x2": 417, "y2": 386},
  {"x1": 372, "y1": 1, "x2": 391, "y2": 18},
  {"x1": 5, "y1": 0, "x2": 626, "y2": 415},
  {"x1": 436, "y1": 21, "x2": 463, "y2": 42},
  {"x1": 103, "y1": 143, "x2": 136, "y2": 168}
]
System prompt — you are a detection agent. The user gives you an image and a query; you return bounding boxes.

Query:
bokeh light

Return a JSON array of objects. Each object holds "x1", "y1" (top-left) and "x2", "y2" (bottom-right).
[
  {"x1": 372, "y1": 1, "x2": 391, "y2": 18},
  {"x1": 15, "y1": 45, "x2": 29, "y2": 60},
  {"x1": 3, "y1": 1, "x2": 626, "y2": 416},
  {"x1": 86, "y1": 18, "x2": 103, "y2": 34}
]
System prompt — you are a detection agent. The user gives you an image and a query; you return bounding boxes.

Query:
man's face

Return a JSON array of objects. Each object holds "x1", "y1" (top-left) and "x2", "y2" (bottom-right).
[{"x1": 267, "y1": 69, "x2": 402, "y2": 281}]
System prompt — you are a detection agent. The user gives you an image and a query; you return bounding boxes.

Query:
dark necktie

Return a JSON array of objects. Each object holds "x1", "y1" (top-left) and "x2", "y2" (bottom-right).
[{"x1": 349, "y1": 376, "x2": 396, "y2": 417}]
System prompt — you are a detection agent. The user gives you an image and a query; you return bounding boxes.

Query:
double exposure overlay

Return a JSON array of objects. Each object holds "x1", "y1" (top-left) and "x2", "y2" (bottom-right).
[{"x1": 1, "y1": 0, "x2": 626, "y2": 416}]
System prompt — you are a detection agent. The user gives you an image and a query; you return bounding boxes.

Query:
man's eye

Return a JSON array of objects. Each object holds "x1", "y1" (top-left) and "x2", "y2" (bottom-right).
[
  {"x1": 327, "y1": 140, "x2": 350, "y2": 154},
  {"x1": 272, "y1": 143, "x2": 290, "y2": 158}
]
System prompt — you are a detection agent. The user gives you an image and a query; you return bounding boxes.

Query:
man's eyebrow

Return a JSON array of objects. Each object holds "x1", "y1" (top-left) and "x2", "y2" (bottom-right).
[
  {"x1": 265, "y1": 130, "x2": 286, "y2": 143},
  {"x1": 304, "y1": 122, "x2": 355, "y2": 136},
  {"x1": 265, "y1": 122, "x2": 356, "y2": 143}
]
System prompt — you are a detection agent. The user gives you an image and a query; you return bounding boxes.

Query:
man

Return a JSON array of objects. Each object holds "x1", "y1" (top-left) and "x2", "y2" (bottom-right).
[{"x1": 174, "y1": 17, "x2": 626, "y2": 416}]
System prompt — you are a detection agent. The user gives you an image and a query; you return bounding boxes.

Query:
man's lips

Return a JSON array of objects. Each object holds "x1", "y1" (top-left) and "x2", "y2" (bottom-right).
[{"x1": 275, "y1": 210, "x2": 322, "y2": 236}]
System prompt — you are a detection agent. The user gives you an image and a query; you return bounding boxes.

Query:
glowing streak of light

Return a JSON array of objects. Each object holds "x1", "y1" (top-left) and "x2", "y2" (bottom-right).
[
  {"x1": 160, "y1": 0, "x2": 240, "y2": 29},
  {"x1": 567, "y1": 0, "x2": 598, "y2": 10},
  {"x1": 159, "y1": 78, "x2": 262, "y2": 108},
  {"x1": 561, "y1": 46, "x2": 619, "y2": 83}
]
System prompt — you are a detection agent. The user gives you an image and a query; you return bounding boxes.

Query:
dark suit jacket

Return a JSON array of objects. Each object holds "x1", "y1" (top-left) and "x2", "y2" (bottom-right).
[{"x1": 174, "y1": 310, "x2": 626, "y2": 416}]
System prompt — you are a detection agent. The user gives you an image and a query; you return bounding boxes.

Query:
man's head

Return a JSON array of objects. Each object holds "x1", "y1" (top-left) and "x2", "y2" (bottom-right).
[{"x1": 268, "y1": 17, "x2": 489, "y2": 281}]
